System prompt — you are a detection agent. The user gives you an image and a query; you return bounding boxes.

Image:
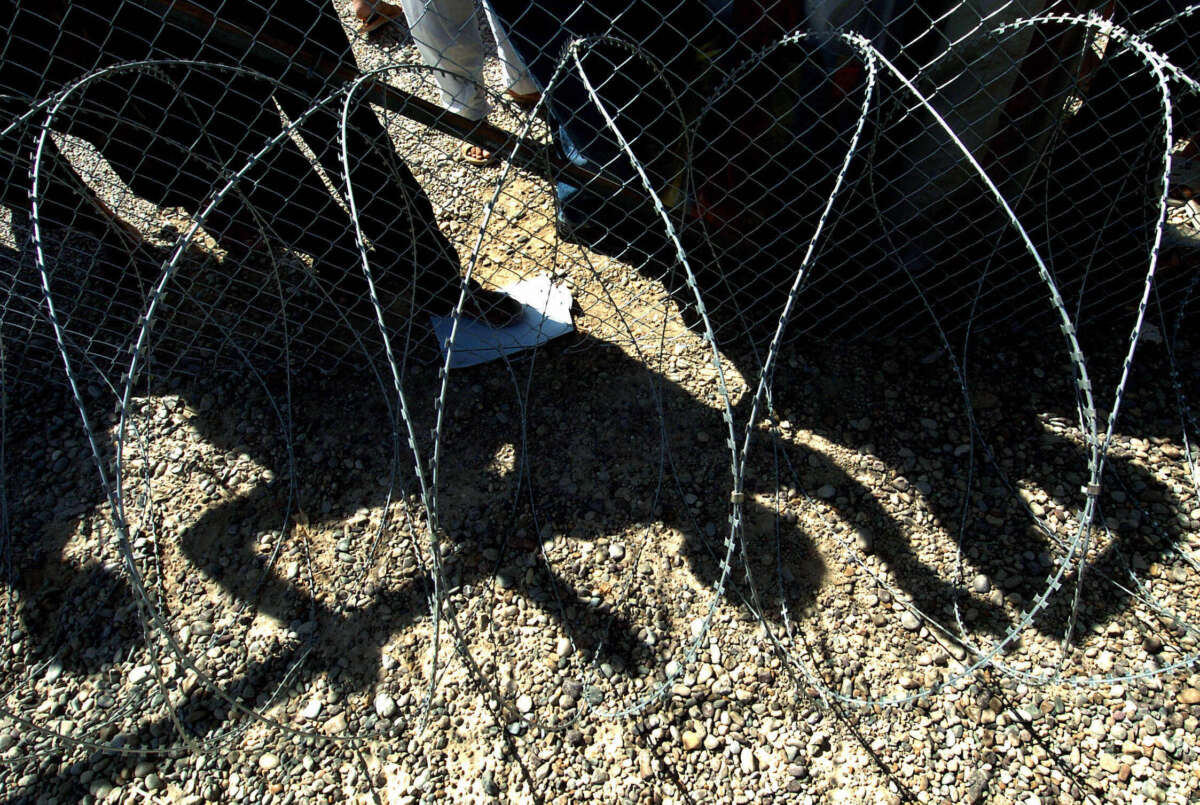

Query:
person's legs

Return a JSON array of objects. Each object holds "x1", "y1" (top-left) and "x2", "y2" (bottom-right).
[
  {"x1": 399, "y1": 0, "x2": 490, "y2": 121},
  {"x1": 481, "y1": 2, "x2": 538, "y2": 99},
  {"x1": 265, "y1": 0, "x2": 519, "y2": 324}
]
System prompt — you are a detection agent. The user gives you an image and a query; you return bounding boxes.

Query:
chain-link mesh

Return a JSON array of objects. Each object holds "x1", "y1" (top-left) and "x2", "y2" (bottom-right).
[{"x1": 3, "y1": 1, "x2": 1199, "y2": 801}]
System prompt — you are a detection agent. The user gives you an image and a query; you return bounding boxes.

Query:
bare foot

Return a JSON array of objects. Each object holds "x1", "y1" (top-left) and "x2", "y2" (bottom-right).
[{"x1": 459, "y1": 143, "x2": 495, "y2": 166}]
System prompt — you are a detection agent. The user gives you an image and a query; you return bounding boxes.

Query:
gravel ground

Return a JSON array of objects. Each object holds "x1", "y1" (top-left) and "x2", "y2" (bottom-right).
[{"x1": 3, "y1": 6, "x2": 1200, "y2": 805}]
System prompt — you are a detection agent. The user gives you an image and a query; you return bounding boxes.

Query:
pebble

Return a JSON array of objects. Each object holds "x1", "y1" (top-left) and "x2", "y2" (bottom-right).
[
  {"x1": 854, "y1": 527, "x2": 873, "y2": 552},
  {"x1": 1179, "y1": 688, "x2": 1200, "y2": 705},
  {"x1": 608, "y1": 542, "x2": 625, "y2": 561},
  {"x1": 300, "y1": 699, "x2": 323, "y2": 720},
  {"x1": 682, "y1": 731, "x2": 703, "y2": 751},
  {"x1": 901, "y1": 612, "x2": 921, "y2": 631},
  {"x1": 374, "y1": 693, "x2": 397, "y2": 719},
  {"x1": 1099, "y1": 753, "x2": 1120, "y2": 773},
  {"x1": 323, "y1": 713, "x2": 347, "y2": 734},
  {"x1": 258, "y1": 753, "x2": 279, "y2": 771},
  {"x1": 144, "y1": 774, "x2": 162, "y2": 792},
  {"x1": 516, "y1": 694, "x2": 533, "y2": 714},
  {"x1": 817, "y1": 484, "x2": 837, "y2": 499},
  {"x1": 965, "y1": 769, "x2": 989, "y2": 803},
  {"x1": 972, "y1": 574, "x2": 991, "y2": 594},
  {"x1": 555, "y1": 637, "x2": 573, "y2": 658}
]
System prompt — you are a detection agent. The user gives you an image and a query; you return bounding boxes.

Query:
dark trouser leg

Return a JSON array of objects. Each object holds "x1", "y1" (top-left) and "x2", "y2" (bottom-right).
[{"x1": 259, "y1": 1, "x2": 466, "y2": 312}]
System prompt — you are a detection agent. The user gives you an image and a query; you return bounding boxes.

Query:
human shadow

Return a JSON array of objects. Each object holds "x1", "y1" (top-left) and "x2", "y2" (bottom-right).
[
  {"x1": 0, "y1": 326, "x2": 825, "y2": 801},
  {"x1": 0, "y1": 235, "x2": 158, "y2": 676},
  {"x1": 163, "y1": 331, "x2": 836, "y2": 683},
  {"x1": 755, "y1": 320, "x2": 1193, "y2": 649},
  {"x1": 8, "y1": 260, "x2": 1192, "y2": 803}
]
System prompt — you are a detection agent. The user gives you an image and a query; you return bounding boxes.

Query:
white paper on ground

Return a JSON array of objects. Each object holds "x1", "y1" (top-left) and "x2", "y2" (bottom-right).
[{"x1": 430, "y1": 275, "x2": 574, "y2": 369}]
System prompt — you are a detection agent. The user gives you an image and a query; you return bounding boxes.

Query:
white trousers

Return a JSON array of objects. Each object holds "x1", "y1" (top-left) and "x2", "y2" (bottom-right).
[{"x1": 400, "y1": 0, "x2": 538, "y2": 120}]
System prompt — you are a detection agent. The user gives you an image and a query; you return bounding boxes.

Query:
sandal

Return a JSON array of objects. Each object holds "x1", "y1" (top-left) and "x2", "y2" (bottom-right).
[
  {"x1": 357, "y1": 0, "x2": 404, "y2": 35},
  {"x1": 506, "y1": 89, "x2": 542, "y2": 110},
  {"x1": 460, "y1": 141, "x2": 498, "y2": 167}
]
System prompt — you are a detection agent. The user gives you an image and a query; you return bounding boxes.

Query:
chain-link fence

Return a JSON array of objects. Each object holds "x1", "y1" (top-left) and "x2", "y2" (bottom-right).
[{"x1": 3, "y1": 1, "x2": 1200, "y2": 802}]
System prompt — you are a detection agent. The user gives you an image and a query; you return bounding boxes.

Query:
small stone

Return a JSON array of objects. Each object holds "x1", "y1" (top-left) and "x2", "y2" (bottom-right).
[
  {"x1": 739, "y1": 747, "x2": 756, "y2": 774},
  {"x1": 608, "y1": 543, "x2": 625, "y2": 561},
  {"x1": 0, "y1": 734, "x2": 15, "y2": 752},
  {"x1": 854, "y1": 528, "x2": 873, "y2": 553},
  {"x1": 481, "y1": 771, "x2": 499, "y2": 797},
  {"x1": 144, "y1": 773, "x2": 162, "y2": 791},
  {"x1": 555, "y1": 637, "x2": 573, "y2": 658},
  {"x1": 965, "y1": 769, "x2": 989, "y2": 804},
  {"x1": 682, "y1": 731, "x2": 703, "y2": 751},
  {"x1": 516, "y1": 694, "x2": 534, "y2": 714},
  {"x1": 1178, "y1": 688, "x2": 1200, "y2": 705},
  {"x1": 817, "y1": 484, "x2": 837, "y2": 499},
  {"x1": 703, "y1": 734, "x2": 722, "y2": 751},
  {"x1": 44, "y1": 662, "x2": 63, "y2": 683},
  {"x1": 900, "y1": 612, "x2": 921, "y2": 631},
  {"x1": 1098, "y1": 753, "x2": 1120, "y2": 773},
  {"x1": 374, "y1": 693, "x2": 397, "y2": 719},
  {"x1": 258, "y1": 753, "x2": 279, "y2": 771},
  {"x1": 323, "y1": 713, "x2": 347, "y2": 734},
  {"x1": 972, "y1": 574, "x2": 991, "y2": 594},
  {"x1": 299, "y1": 699, "x2": 322, "y2": 720},
  {"x1": 128, "y1": 665, "x2": 151, "y2": 685},
  {"x1": 1143, "y1": 635, "x2": 1163, "y2": 654},
  {"x1": 788, "y1": 764, "x2": 809, "y2": 779}
]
